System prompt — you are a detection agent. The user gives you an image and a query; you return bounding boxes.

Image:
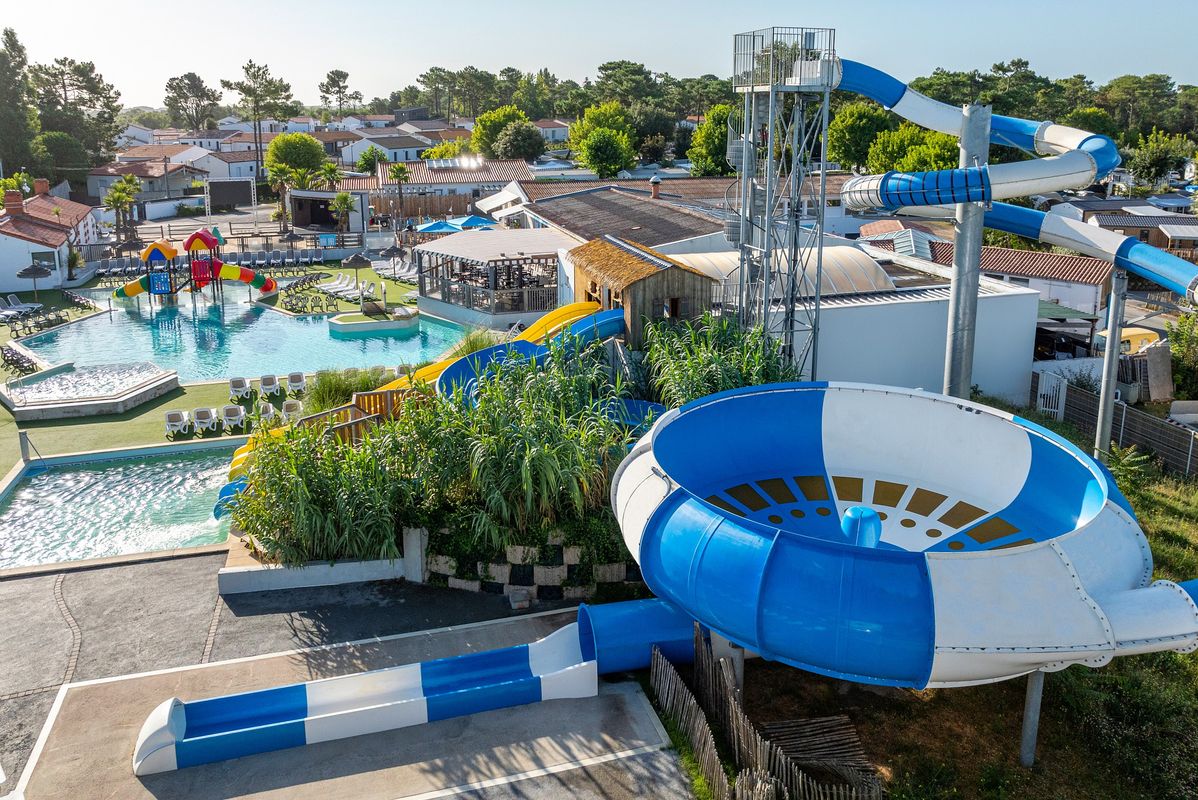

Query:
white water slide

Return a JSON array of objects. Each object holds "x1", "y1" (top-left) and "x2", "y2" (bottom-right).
[{"x1": 825, "y1": 59, "x2": 1198, "y2": 303}]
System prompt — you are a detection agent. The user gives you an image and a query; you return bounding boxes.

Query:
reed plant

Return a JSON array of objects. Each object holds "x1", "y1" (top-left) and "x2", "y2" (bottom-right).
[
  {"x1": 643, "y1": 313, "x2": 798, "y2": 407},
  {"x1": 305, "y1": 366, "x2": 392, "y2": 414}
]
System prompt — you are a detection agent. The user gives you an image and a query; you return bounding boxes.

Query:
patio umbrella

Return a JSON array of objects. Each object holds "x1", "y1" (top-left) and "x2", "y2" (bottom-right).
[
  {"x1": 380, "y1": 243, "x2": 404, "y2": 273},
  {"x1": 280, "y1": 229, "x2": 304, "y2": 260},
  {"x1": 16, "y1": 264, "x2": 52, "y2": 302},
  {"x1": 415, "y1": 220, "x2": 460, "y2": 234},
  {"x1": 343, "y1": 251, "x2": 372, "y2": 313},
  {"x1": 447, "y1": 214, "x2": 493, "y2": 229}
]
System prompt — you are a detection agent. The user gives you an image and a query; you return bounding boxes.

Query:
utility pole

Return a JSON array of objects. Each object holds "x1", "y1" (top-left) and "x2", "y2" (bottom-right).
[
  {"x1": 1094, "y1": 269, "x2": 1129, "y2": 461},
  {"x1": 943, "y1": 104, "x2": 992, "y2": 399}
]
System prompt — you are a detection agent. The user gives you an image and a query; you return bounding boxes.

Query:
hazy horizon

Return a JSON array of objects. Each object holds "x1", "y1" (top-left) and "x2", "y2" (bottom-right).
[{"x1": 5, "y1": 0, "x2": 1196, "y2": 109}]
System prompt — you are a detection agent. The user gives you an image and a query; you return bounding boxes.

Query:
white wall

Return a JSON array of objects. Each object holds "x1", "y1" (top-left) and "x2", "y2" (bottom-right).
[
  {"x1": 789, "y1": 288, "x2": 1039, "y2": 404},
  {"x1": 191, "y1": 154, "x2": 231, "y2": 179},
  {"x1": 0, "y1": 235, "x2": 65, "y2": 293},
  {"x1": 143, "y1": 196, "x2": 204, "y2": 220},
  {"x1": 655, "y1": 232, "x2": 732, "y2": 255},
  {"x1": 557, "y1": 249, "x2": 576, "y2": 306}
]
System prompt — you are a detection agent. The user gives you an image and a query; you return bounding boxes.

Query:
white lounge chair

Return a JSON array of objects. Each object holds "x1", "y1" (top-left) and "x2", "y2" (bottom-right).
[
  {"x1": 282, "y1": 398, "x2": 303, "y2": 422},
  {"x1": 164, "y1": 409, "x2": 190, "y2": 438},
  {"x1": 259, "y1": 374, "x2": 282, "y2": 397},
  {"x1": 317, "y1": 275, "x2": 348, "y2": 293},
  {"x1": 312, "y1": 249, "x2": 325, "y2": 264},
  {"x1": 286, "y1": 372, "x2": 306, "y2": 394},
  {"x1": 298, "y1": 249, "x2": 313, "y2": 266},
  {"x1": 7, "y1": 294, "x2": 41, "y2": 312},
  {"x1": 229, "y1": 377, "x2": 251, "y2": 401},
  {"x1": 332, "y1": 279, "x2": 360, "y2": 299},
  {"x1": 258, "y1": 401, "x2": 278, "y2": 424},
  {"x1": 222, "y1": 404, "x2": 247, "y2": 432},
  {"x1": 193, "y1": 407, "x2": 218, "y2": 433}
]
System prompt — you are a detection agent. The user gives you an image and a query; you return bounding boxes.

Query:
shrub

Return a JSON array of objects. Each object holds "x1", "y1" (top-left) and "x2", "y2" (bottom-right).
[
  {"x1": 305, "y1": 366, "x2": 392, "y2": 414},
  {"x1": 643, "y1": 313, "x2": 798, "y2": 407}
]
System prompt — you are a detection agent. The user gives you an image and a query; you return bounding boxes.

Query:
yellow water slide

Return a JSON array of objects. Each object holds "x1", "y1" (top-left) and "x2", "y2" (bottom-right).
[
  {"x1": 375, "y1": 301, "x2": 601, "y2": 392},
  {"x1": 228, "y1": 302, "x2": 602, "y2": 478}
]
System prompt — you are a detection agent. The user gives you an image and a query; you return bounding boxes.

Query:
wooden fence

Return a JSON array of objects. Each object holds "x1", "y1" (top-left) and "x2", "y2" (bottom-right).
[
  {"x1": 1030, "y1": 372, "x2": 1198, "y2": 475},
  {"x1": 650, "y1": 635, "x2": 882, "y2": 800},
  {"x1": 370, "y1": 192, "x2": 477, "y2": 220}
]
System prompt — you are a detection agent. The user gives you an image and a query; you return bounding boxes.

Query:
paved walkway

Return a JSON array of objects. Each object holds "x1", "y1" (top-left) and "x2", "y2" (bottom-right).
[{"x1": 0, "y1": 553, "x2": 689, "y2": 799}]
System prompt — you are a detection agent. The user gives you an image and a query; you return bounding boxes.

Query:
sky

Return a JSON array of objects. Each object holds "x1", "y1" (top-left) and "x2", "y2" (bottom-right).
[{"x1": 3, "y1": 0, "x2": 1196, "y2": 108}]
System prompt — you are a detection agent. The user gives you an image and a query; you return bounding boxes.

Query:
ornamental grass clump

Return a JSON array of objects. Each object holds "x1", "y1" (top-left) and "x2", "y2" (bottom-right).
[
  {"x1": 232, "y1": 421, "x2": 408, "y2": 565},
  {"x1": 305, "y1": 366, "x2": 392, "y2": 414},
  {"x1": 643, "y1": 313, "x2": 797, "y2": 407}
]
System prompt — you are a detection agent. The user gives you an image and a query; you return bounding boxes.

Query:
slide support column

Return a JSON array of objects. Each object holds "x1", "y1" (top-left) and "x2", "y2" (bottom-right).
[
  {"x1": 943, "y1": 104, "x2": 992, "y2": 399},
  {"x1": 1095, "y1": 269, "x2": 1128, "y2": 461},
  {"x1": 1020, "y1": 670, "x2": 1045, "y2": 767}
]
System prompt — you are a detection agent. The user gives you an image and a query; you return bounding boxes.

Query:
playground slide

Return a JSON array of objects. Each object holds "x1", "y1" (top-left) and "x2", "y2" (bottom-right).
[
  {"x1": 134, "y1": 600, "x2": 694, "y2": 775},
  {"x1": 831, "y1": 59, "x2": 1198, "y2": 302},
  {"x1": 113, "y1": 262, "x2": 277, "y2": 299},
  {"x1": 612, "y1": 382, "x2": 1198, "y2": 688}
]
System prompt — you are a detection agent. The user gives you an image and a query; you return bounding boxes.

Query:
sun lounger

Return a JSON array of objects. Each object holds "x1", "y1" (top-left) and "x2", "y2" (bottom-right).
[
  {"x1": 286, "y1": 372, "x2": 307, "y2": 394},
  {"x1": 193, "y1": 407, "x2": 218, "y2": 433},
  {"x1": 164, "y1": 409, "x2": 190, "y2": 438},
  {"x1": 222, "y1": 404, "x2": 247, "y2": 432},
  {"x1": 258, "y1": 401, "x2": 278, "y2": 424},
  {"x1": 281, "y1": 398, "x2": 303, "y2": 422},
  {"x1": 7, "y1": 294, "x2": 41, "y2": 312},
  {"x1": 259, "y1": 374, "x2": 282, "y2": 397},
  {"x1": 299, "y1": 249, "x2": 313, "y2": 266},
  {"x1": 228, "y1": 377, "x2": 251, "y2": 401}
]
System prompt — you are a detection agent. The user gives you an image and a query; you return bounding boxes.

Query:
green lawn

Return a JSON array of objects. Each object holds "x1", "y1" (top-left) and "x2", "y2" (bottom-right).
[
  {"x1": 258, "y1": 263, "x2": 416, "y2": 314},
  {"x1": 0, "y1": 381, "x2": 261, "y2": 476}
]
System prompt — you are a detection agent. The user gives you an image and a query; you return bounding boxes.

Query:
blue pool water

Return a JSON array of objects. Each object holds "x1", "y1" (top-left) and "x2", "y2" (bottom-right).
[
  {"x1": 17, "y1": 289, "x2": 464, "y2": 382},
  {"x1": 0, "y1": 447, "x2": 234, "y2": 569}
]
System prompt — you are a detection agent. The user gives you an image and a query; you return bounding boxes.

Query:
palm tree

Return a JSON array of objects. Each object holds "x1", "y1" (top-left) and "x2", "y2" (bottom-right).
[
  {"x1": 318, "y1": 161, "x2": 341, "y2": 191},
  {"x1": 103, "y1": 176, "x2": 139, "y2": 242},
  {"x1": 387, "y1": 163, "x2": 410, "y2": 215},
  {"x1": 329, "y1": 192, "x2": 354, "y2": 233},
  {"x1": 266, "y1": 163, "x2": 292, "y2": 223},
  {"x1": 289, "y1": 168, "x2": 318, "y2": 191}
]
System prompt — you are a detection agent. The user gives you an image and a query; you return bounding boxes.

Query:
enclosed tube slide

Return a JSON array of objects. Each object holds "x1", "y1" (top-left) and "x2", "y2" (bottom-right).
[
  {"x1": 829, "y1": 59, "x2": 1198, "y2": 302},
  {"x1": 612, "y1": 383, "x2": 1198, "y2": 688},
  {"x1": 133, "y1": 600, "x2": 694, "y2": 775}
]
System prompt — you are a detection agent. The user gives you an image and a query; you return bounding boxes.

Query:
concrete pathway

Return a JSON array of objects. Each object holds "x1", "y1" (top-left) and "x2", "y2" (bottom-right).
[{"x1": 0, "y1": 553, "x2": 689, "y2": 800}]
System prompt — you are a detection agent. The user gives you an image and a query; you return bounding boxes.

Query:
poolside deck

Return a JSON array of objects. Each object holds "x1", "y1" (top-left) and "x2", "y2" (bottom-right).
[{"x1": 0, "y1": 553, "x2": 687, "y2": 800}]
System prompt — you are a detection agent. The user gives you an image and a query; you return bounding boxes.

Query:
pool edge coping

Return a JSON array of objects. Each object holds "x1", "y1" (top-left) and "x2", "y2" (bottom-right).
[{"x1": 0, "y1": 436, "x2": 248, "y2": 577}]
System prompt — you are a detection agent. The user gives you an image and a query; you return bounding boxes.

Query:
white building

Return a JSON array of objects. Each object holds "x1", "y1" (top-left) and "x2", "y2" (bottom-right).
[
  {"x1": 533, "y1": 119, "x2": 570, "y2": 142},
  {"x1": 190, "y1": 150, "x2": 260, "y2": 180},
  {"x1": 285, "y1": 116, "x2": 318, "y2": 132},
  {"x1": 88, "y1": 162, "x2": 207, "y2": 202},
  {"x1": 218, "y1": 132, "x2": 279, "y2": 152},
  {"x1": 341, "y1": 135, "x2": 429, "y2": 167},
  {"x1": 175, "y1": 130, "x2": 236, "y2": 151},
  {"x1": 0, "y1": 180, "x2": 100, "y2": 292},
  {"x1": 376, "y1": 158, "x2": 533, "y2": 199},
  {"x1": 116, "y1": 123, "x2": 153, "y2": 149},
  {"x1": 343, "y1": 114, "x2": 395, "y2": 129}
]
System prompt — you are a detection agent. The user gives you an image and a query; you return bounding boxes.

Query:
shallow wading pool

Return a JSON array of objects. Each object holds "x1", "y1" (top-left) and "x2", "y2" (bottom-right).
[{"x1": 0, "y1": 445, "x2": 236, "y2": 569}]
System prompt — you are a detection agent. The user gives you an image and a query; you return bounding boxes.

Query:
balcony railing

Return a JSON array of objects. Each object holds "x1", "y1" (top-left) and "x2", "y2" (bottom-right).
[{"x1": 421, "y1": 277, "x2": 557, "y2": 315}]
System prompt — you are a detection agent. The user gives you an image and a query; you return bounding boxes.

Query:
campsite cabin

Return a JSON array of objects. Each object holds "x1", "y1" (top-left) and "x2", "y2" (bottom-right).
[{"x1": 568, "y1": 235, "x2": 715, "y2": 348}]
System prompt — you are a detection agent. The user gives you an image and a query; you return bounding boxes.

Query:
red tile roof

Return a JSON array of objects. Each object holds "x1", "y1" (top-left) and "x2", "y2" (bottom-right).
[
  {"x1": 533, "y1": 119, "x2": 569, "y2": 129},
  {"x1": 22, "y1": 194, "x2": 92, "y2": 228},
  {"x1": 118, "y1": 144, "x2": 197, "y2": 160},
  {"x1": 90, "y1": 161, "x2": 206, "y2": 178},
  {"x1": 311, "y1": 130, "x2": 358, "y2": 143},
  {"x1": 423, "y1": 128, "x2": 471, "y2": 141},
  {"x1": 0, "y1": 214, "x2": 70, "y2": 247},
  {"x1": 209, "y1": 150, "x2": 260, "y2": 163},
  {"x1": 519, "y1": 177, "x2": 736, "y2": 204},
  {"x1": 927, "y1": 240, "x2": 1112, "y2": 286},
  {"x1": 223, "y1": 131, "x2": 280, "y2": 145},
  {"x1": 379, "y1": 158, "x2": 532, "y2": 186}
]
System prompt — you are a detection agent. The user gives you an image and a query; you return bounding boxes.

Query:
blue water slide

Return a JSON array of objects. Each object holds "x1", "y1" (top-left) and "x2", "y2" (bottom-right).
[
  {"x1": 833, "y1": 59, "x2": 1198, "y2": 302},
  {"x1": 213, "y1": 476, "x2": 247, "y2": 519}
]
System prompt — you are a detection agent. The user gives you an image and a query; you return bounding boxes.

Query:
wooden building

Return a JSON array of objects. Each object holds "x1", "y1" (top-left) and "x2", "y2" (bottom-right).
[{"x1": 568, "y1": 235, "x2": 714, "y2": 348}]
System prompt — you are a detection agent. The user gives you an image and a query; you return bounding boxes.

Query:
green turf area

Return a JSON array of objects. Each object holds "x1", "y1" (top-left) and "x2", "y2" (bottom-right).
[{"x1": 257, "y1": 263, "x2": 416, "y2": 313}]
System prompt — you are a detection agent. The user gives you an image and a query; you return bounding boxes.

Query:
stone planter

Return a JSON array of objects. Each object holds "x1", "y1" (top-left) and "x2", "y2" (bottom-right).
[
  {"x1": 545, "y1": 530, "x2": 565, "y2": 546},
  {"x1": 594, "y1": 563, "x2": 627, "y2": 583},
  {"x1": 504, "y1": 584, "x2": 538, "y2": 599},
  {"x1": 427, "y1": 554, "x2": 455, "y2": 575},
  {"x1": 533, "y1": 564, "x2": 567, "y2": 586},
  {"x1": 505, "y1": 545, "x2": 536, "y2": 564},
  {"x1": 563, "y1": 546, "x2": 583, "y2": 565},
  {"x1": 447, "y1": 576, "x2": 481, "y2": 593},
  {"x1": 479, "y1": 562, "x2": 511, "y2": 584},
  {"x1": 564, "y1": 585, "x2": 593, "y2": 601}
]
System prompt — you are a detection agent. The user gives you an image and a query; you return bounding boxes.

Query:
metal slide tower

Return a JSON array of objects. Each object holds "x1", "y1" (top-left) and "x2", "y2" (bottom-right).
[{"x1": 726, "y1": 27, "x2": 835, "y2": 378}]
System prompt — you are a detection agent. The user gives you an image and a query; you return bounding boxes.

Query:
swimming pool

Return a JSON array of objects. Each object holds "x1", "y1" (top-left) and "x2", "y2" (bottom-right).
[
  {"x1": 17, "y1": 289, "x2": 464, "y2": 382},
  {"x1": 0, "y1": 446, "x2": 235, "y2": 569},
  {"x1": 7, "y1": 362, "x2": 170, "y2": 403}
]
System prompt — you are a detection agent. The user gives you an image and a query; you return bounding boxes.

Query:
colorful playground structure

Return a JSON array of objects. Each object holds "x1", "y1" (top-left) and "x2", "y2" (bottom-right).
[
  {"x1": 135, "y1": 53, "x2": 1198, "y2": 777},
  {"x1": 113, "y1": 229, "x2": 277, "y2": 300}
]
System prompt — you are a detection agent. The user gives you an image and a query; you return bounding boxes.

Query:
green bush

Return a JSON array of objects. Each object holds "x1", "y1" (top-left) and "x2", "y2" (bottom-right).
[
  {"x1": 305, "y1": 366, "x2": 392, "y2": 414},
  {"x1": 643, "y1": 313, "x2": 798, "y2": 406}
]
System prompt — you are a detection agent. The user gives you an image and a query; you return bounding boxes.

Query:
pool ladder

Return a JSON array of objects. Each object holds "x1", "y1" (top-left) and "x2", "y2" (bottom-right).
[{"x1": 18, "y1": 431, "x2": 49, "y2": 475}]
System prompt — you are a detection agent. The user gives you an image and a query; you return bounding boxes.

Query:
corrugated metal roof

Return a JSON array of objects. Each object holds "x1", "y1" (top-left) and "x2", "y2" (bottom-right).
[
  {"x1": 1093, "y1": 214, "x2": 1198, "y2": 228},
  {"x1": 1161, "y1": 224, "x2": 1198, "y2": 241},
  {"x1": 413, "y1": 227, "x2": 579, "y2": 265},
  {"x1": 529, "y1": 187, "x2": 721, "y2": 246},
  {"x1": 379, "y1": 159, "x2": 532, "y2": 186}
]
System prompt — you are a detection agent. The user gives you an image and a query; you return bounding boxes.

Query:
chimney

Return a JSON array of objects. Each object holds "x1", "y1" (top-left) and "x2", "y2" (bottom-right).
[
  {"x1": 3, "y1": 190, "x2": 24, "y2": 214},
  {"x1": 33, "y1": 178, "x2": 49, "y2": 195},
  {"x1": 649, "y1": 174, "x2": 661, "y2": 200}
]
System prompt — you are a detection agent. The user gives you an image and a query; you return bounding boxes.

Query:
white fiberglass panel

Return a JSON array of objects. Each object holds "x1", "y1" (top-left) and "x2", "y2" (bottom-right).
[{"x1": 890, "y1": 90, "x2": 963, "y2": 136}]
